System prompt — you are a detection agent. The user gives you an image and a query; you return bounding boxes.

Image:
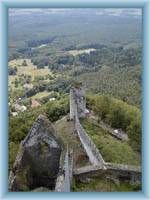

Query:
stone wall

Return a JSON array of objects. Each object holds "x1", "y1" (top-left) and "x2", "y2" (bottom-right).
[
  {"x1": 55, "y1": 149, "x2": 73, "y2": 192},
  {"x1": 9, "y1": 115, "x2": 62, "y2": 191},
  {"x1": 74, "y1": 163, "x2": 141, "y2": 185},
  {"x1": 70, "y1": 89, "x2": 76, "y2": 120},
  {"x1": 70, "y1": 87, "x2": 105, "y2": 168},
  {"x1": 69, "y1": 87, "x2": 141, "y2": 187},
  {"x1": 75, "y1": 115, "x2": 105, "y2": 168}
]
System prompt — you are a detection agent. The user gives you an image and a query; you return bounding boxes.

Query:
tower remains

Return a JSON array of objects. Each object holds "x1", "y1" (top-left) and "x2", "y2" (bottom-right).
[{"x1": 70, "y1": 83, "x2": 86, "y2": 120}]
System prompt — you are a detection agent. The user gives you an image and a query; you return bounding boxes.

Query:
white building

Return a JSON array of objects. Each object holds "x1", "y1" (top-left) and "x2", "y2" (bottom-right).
[
  {"x1": 12, "y1": 112, "x2": 18, "y2": 117},
  {"x1": 49, "y1": 97, "x2": 56, "y2": 101},
  {"x1": 14, "y1": 103, "x2": 27, "y2": 112}
]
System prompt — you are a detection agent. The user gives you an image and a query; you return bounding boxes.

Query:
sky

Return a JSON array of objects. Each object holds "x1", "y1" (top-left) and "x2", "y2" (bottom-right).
[{"x1": 9, "y1": 8, "x2": 142, "y2": 17}]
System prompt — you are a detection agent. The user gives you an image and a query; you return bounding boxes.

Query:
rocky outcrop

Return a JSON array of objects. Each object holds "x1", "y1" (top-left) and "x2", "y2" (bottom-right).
[{"x1": 9, "y1": 115, "x2": 62, "y2": 191}]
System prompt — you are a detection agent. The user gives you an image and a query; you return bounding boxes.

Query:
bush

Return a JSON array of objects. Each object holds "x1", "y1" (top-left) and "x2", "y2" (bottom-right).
[
  {"x1": 22, "y1": 60, "x2": 28, "y2": 66},
  {"x1": 9, "y1": 66, "x2": 17, "y2": 75},
  {"x1": 45, "y1": 97, "x2": 69, "y2": 122}
]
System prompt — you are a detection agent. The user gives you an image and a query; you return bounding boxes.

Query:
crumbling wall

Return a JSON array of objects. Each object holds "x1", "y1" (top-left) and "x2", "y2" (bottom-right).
[
  {"x1": 55, "y1": 149, "x2": 73, "y2": 192},
  {"x1": 9, "y1": 115, "x2": 62, "y2": 191},
  {"x1": 73, "y1": 163, "x2": 141, "y2": 185},
  {"x1": 69, "y1": 87, "x2": 141, "y2": 188},
  {"x1": 105, "y1": 162, "x2": 141, "y2": 185},
  {"x1": 75, "y1": 115, "x2": 105, "y2": 168},
  {"x1": 70, "y1": 86, "x2": 105, "y2": 168}
]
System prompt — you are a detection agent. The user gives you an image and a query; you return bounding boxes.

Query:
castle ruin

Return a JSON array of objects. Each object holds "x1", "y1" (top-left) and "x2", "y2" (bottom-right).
[{"x1": 9, "y1": 83, "x2": 141, "y2": 192}]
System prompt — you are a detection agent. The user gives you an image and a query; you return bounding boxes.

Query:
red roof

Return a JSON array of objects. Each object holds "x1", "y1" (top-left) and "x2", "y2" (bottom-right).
[{"x1": 31, "y1": 99, "x2": 41, "y2": 108}]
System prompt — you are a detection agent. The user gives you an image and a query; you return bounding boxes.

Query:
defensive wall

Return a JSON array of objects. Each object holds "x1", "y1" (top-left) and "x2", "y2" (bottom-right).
[{"x1": 70, "y1": 86, "x2": 141, "y2": 186}]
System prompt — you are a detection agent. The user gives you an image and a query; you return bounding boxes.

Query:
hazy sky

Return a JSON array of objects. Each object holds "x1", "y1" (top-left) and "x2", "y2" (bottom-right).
[{"x1": 9, "y1": 8, "x2": 142, "y2": 17}]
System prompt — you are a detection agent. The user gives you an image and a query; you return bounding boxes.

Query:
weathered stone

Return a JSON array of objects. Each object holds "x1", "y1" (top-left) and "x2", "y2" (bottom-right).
[
  {"x1": 75, "y1": 116, "x2": 105, "y2": 168},
  {"x1": 70, "y1": 86, "x2": 105, "y2": 167},
  {"x1": 73, "y1": 162, "x2": 141, "y2": 186},
  {"x1": 55, "y1": 149, "x2": 73, "y2": 192},
  {"x1": 9, "y1": 115, "x2": 62, "y2": 191}
]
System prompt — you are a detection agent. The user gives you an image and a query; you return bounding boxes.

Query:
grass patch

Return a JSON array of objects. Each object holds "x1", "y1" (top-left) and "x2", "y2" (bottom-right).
[
  {"x1": 9, "y1": 142, "x2": 20, "y2": 171},
  {"x1": 81, "y1": 118, "x2": 140, "y2": 165},
  {"x1": 55, "y1": 117, "x2": 90, "y2": 167},
  {"x1": 9, "y1": 59, "x2": 52, "y2": 81},
  {"x1": 31, "y1": 91, "x2": 50, "y2": 100},
  {"x1": 72, "y1": 177, "x2": 141, "y2": 192}
]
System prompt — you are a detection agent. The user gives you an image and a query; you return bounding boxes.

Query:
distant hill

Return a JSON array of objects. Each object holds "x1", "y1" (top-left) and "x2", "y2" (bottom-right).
[{"x1": 8, "y1": 8, "x2": 142, "y2": 59}]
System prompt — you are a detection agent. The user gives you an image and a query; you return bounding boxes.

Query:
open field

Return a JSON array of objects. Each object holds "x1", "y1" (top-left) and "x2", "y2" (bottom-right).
[
  {"x1": 9, "y1": 59, "x2": 51, "y2": 80},
  {"x1": 8, "y1": 58, "x2": 54, "y2": 91},
  {"x1": 68, "y1": 48, "x2": 96, "y2": 56},
  {"x1": 31, "y1": 91, "x2": 50, "y2": 100},
  {"x1": 9, "y1": 75, "x2": 18, "y2": 86}
]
